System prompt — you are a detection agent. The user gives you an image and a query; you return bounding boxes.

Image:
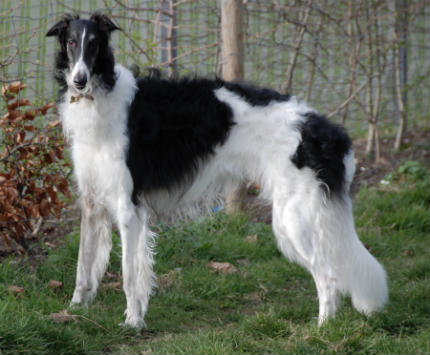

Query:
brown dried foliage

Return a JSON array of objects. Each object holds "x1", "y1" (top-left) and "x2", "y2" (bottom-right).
[{"x1": 0, "y1": 81, "x2": 71, "y2": 252}]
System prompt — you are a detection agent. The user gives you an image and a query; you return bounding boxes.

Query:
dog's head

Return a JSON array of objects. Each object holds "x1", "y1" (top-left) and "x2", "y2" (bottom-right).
[{"x1": 46, "y1": 13, "x2": 120, "y2": 94}]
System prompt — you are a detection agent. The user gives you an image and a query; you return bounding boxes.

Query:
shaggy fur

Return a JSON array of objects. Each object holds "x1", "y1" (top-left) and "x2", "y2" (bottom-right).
[{"x1": 47, "y1": 13, "x2": 388, "y2": 328}]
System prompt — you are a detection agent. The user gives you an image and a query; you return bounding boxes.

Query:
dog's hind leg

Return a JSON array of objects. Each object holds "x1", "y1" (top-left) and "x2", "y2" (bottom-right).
[
  {"x1": 71, "y1": 196, "x2": 112, "y2": 307},
  {"x1": 271, "y1": 175, "x2": 387, "y2": 324},
  {"x1": 117, "y1": 200, "x2": 156, "y2": 328},
  {"x1": 271, "y1": 186, "x2": 341, "y2": 324}
]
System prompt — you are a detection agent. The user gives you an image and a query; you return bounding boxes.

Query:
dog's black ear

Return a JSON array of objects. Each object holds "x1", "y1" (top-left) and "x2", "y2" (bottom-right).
[
  {"x1": 46, "y1": 14, "x2": 78, "y2": 37},
  {"x1": 90, "y1": 13, "x2": 121, "y2": 33},
  {"x1": 46, "y1": 19, "x2": 68, "y2": 37}
]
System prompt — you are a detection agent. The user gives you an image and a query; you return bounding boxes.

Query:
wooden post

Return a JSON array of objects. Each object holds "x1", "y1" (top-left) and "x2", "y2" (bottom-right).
[
  {"x1": 221, "y1": 0, "x2": 244, "y2": 81},
  {"x1": 393, "y1": 0, "x2": 409, "y2": 150},
  {"x1": 221, "y1": 0, "x2": 247, "y2": 213},
  {"x1": 160, "y1": 0, "x2": 177, "y2": 77}
]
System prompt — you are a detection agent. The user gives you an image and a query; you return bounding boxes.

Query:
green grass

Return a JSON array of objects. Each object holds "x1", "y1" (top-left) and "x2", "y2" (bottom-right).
[{"x1": 0, "y1": 168, "x2": 429, "y2": 354}]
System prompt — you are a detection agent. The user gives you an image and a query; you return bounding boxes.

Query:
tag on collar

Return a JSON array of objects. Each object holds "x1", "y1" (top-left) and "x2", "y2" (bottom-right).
[{"x1": 70, "y1": 93, "x2": 94, "y2": 104}]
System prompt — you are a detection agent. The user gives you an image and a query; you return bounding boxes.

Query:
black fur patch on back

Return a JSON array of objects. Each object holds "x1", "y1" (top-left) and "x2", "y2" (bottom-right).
[
  {"x1": 224, "y1": 81, "x2": 290, "y2": 106},
  {"x1": 126, "y1": 77, "x2": 235, "y2": 204},
  {"x1": 291, "y1": 113, "x2": 352, "y2": 196}
]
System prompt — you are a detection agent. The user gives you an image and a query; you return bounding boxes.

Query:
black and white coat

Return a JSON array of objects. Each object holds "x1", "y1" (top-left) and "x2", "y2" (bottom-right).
[{"x1": 47, "y1": 13, "x2": 387, "y2": 328}]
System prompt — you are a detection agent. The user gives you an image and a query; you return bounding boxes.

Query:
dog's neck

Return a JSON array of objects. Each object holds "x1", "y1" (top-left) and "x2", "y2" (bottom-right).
[
  {"x1": 59, "y1": 65, "x2": 136, "y2": 147},
  {"x1": 70, "y1": 92, "x2": 95, "y2": 104}
]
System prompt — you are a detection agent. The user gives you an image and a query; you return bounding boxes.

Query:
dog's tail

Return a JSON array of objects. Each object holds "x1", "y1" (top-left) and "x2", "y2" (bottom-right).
[
  {"x1": 323, "y1": 152, "x2": 388, "y2": 315},
  {"x1": 344, "y1": 234, "x2": 388, "y2": 316}
]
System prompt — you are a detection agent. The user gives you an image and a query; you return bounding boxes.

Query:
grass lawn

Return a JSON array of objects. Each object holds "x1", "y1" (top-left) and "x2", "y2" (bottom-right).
[{"x1": 0, "y1": 164, "x2": 429, "y2": 354}]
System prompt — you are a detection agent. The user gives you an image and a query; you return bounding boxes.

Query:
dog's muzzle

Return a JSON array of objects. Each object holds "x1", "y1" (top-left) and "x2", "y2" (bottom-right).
[{"x1": 73, "y1": 72, "x2": 88, "y2": 91}]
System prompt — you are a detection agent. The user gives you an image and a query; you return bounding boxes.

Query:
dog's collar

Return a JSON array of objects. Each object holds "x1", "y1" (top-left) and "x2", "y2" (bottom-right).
[{"x1": 70, "y1": 93, "x2": 94, "y2": 104}]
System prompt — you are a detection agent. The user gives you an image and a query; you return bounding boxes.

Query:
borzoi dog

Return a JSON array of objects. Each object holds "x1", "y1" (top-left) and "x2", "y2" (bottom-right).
[{"x1": 46, "y1": 13, "x2": 387, "y2": 328}]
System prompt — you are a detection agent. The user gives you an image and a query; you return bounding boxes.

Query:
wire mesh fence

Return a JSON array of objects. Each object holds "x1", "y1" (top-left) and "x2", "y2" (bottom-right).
[{"x1": 1, "y1": 0, "x2": 428, "y2": 126}]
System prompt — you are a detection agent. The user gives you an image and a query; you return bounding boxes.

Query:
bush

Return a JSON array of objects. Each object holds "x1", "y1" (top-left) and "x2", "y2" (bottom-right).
[{"x1": 0, "y1": 82, "x2": 71, "y2": 252}]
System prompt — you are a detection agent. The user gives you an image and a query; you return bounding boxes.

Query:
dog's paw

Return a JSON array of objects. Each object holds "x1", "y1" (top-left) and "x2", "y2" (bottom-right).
[
  {"x1": 119, "y1": 319, "x2": 146, "y2": 330},
  {"x1": 69, "y1": 300, "x2": 88, "y2": 311},
  {"x1": 121, "y1": 311, "x2": 146, "y2": 329}
]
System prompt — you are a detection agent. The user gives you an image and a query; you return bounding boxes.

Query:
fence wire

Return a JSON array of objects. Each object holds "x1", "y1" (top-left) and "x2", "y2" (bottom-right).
[{"x1": 0, "y1": 0, "x2": 429, "y2": 126}]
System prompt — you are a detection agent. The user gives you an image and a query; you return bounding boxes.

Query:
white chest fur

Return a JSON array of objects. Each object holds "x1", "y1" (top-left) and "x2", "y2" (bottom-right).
[{"x1": 59, "y1": 65, "x2": 137, "y2": 212}]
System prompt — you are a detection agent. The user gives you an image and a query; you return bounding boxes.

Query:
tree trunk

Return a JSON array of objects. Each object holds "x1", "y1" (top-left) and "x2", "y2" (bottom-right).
[
  {"x1": 394, "y1": 0, "x2": 409, "y2": 150},
  {"x1": 365, "y1": 0, "x2": 375, "y2": 156},
  {"x1": 364, "y1": 0, "x2": 382, "y2": 163},
  {"x1": 221, "y1": 0, "x2": 244, "y2": 81},
  {"x1": 221, "y1": 0, "x2": 246, "y2": 213},
  {"x1": 366, "y1": 121, "x2": 375, "y2": 156},
  {"x1": 159, "y1": 0, "x2": 177, "y2": 77},
  {"x1": 373, "y1": 5, "x2": 383, "y2": 163},
  {"x1": 394, "y1": 44, "x2": 407, "y2": 150}
]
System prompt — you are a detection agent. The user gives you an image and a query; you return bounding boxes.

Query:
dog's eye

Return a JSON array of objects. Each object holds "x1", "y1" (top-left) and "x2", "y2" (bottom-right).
[{"x1": 67, "y1": 39, "x2": 77, "y2": 47}]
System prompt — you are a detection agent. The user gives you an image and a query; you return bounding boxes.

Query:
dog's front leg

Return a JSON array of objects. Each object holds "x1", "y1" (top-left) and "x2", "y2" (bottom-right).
[
  {"x1": 118, "y1": 201, "x2": 156, "y2": 328},
  {"x1": 71, "y1": 196, "x2": 112, "y2": 307}
]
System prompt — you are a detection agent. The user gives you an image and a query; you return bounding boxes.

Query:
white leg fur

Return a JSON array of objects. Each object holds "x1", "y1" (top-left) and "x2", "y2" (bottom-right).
[
  {"x1": 271, "y1": 179, "x2": 342, "y2": 324},
  {"x1": 71, "y1": 196, "x2": 112, "y2": 307},
  {"x1": 117, "y1": 200, "x2": 156, "y2": 328}
]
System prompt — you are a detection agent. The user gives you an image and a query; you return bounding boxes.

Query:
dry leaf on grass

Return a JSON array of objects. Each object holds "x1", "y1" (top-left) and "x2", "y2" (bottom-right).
[
  {"x1": 259, "y1": 283, "x2": 268, "y2": 294},
  {"x1": 207, "y1": 261, "x2": 238, "y2": 274},
  {"x1": 48, "y1": 280, "x2": 63, "y2": 289},
  {"x1": 245, "y1": 234, "x2": 258, "y2": 243},
  {"x1": 158, "y1": 268, "x2": 182, "y2": 289},
  {"x1": 244, "y1": 283, "x2": 268, "y2": 303},
  {"x1": 47, "y1": 120, "x2": 61, "y2": 128},
  {"x1": 102, "y1": 281, "x2": 122, "y2": 290},
  {"x1": 403, "y1": 249, "x2": 414, "y2": 256},
  {"x1": 236, "y1": 258, "x2": 251, "y2": 266},
  {"x1": 7, "y1": 285, "x2": 25, "y2": 294},
  {"x1": 49, "y1": 309, "x2": 78, "y2": 323},
  {"x1": 44, "y1": 241, "x2": 56, "y2": 248},
  {"x1": 243, "y1": 292, "x2": 263, "y2": 303},
  {"x1": 105, "y1": 271, "x2": 120, "y2": 279}
]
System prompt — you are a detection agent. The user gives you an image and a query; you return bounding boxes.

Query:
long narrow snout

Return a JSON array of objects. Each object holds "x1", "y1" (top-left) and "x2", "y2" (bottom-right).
[
  {"x1": 71, "y1": 60, "x2": 90, "y2": 92},
  {"x1": 69, "y1": 26, "x2": 91, "y2": 93},
  {"x1": 73, "y1": 72, "x2": 88, "y2": 90}
]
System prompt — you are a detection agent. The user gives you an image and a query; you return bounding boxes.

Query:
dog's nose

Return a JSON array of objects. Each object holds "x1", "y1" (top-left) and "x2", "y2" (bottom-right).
[{"x1": 73, "y1": 73, "x2": 87, "y2": 90}]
